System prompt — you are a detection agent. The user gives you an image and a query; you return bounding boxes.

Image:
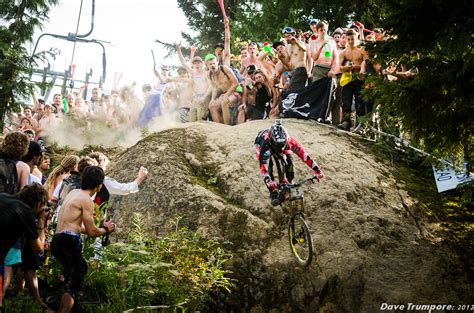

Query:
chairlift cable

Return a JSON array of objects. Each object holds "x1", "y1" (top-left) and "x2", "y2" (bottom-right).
[{"x1": 70, "y1": 0, "x2": 85, "y2": 87}]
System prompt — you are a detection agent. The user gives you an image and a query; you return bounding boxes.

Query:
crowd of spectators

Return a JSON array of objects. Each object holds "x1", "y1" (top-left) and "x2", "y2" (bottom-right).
[
  {"x1": 3, "y1": 19, "x2": 417, "y2": 146},
  {"x1": 0, "y1": 128, "x2": 148, "y2": 312},
  {"x1": 0, "y1": 17, "x2": 417, "y2": 312}
]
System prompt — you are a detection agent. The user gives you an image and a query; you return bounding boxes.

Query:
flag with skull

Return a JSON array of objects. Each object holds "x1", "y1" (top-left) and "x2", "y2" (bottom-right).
[{"x1": 280, "y1": 77, "x2": 333, "y2": 120}]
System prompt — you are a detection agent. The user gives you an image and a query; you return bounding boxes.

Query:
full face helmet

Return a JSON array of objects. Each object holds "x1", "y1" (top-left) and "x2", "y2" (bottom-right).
[{"x1": 268, "y1": 121, "x2": 289, "y2": 154}]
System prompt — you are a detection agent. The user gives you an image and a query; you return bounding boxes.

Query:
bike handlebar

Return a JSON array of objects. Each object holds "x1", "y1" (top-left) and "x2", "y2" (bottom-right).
[{"x1": 279, "y1": 177, "x2": 317, "y2": 190}]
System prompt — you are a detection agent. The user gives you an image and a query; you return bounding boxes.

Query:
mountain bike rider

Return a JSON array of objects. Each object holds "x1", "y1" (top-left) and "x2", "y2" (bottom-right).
[{"x1": 255, "y1": 121, "x2": 324, "y2": 206}]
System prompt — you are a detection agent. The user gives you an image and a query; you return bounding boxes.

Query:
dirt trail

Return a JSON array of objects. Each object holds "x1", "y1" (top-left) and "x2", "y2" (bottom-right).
[{"x1": 107, "y1": 120, "x2": 473, "y2": 312}]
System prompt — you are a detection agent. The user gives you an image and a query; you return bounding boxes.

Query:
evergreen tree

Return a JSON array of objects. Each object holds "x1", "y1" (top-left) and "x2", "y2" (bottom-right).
[
  {"x1": 0, "y1": 0, "x2": 59, "y2": 127},
  {"x1": 176, "y1": 0, "x2": 385, "y2": 51},
  {"x1": 364, "y1": 0, "x2": 473, "y2": 165}
]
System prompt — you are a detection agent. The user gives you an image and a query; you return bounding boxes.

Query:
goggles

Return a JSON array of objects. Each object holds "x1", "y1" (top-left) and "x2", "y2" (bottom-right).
[{"x1": 282, "y1": 27, "x2": 295, "y2": 35}]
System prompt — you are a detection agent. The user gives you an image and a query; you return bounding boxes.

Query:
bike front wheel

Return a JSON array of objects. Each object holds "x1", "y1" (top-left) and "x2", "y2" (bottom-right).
[{"x1": 288, "y1": 213, "x2": 313, "y2": 267}]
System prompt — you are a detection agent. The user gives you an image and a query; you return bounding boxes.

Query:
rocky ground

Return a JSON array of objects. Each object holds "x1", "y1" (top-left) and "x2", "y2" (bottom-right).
[{"x1": 106, "y1": 119, "x2": 473, "y2": 312}]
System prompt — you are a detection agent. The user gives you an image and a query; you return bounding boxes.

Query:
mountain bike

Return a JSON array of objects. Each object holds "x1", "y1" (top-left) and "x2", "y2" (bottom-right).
[
  {"x1": 278, "y1": 177, "x2": 316, "y2": 267},
  {"x1": 270, "y1": 155, "x2": 315, "y2": 267}
]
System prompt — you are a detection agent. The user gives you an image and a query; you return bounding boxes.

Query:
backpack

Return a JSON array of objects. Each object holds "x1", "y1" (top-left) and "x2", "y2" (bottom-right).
[
  {"x1": 230, "y1": 66, "x2": 244, "y2": 83},
  {"x1": 0, "y1": 158, "x2": 19, "y2": 195},
  {"x1": 58, "y1": 173, "x2": 81, "y2": 206},
  {"x1": 210, "y1": 65, "x2": 244, "y2": 84}
]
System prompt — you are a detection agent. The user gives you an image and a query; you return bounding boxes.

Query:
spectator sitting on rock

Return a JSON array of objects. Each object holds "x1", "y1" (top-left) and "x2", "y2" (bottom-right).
[{"x1": 206, "y1": 54, "x2": 240, "y2": 125}]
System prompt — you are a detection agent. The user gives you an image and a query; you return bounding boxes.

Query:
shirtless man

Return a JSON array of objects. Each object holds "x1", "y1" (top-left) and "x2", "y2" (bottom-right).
[
  {"x1": 176, "y1": 43, "x2": 211, "y2": 121},
  {"x1": 165, "y1": 67, "x2": 194, "y2": 122},
  {"x1": 39, "y1": 104, "x2": 57, "y2": 140},
  {"x1": 282, "y1": 27, "x2": 308, "y2": 94},
  {"x1": 51, "y1": 166, "x2": 115, "y2": 313},
  {"x1": 272, "y1": 41, "x2": 292, "y2": 87},
  {"x1": 206, "y1": 54, "x2": 239, "y2": 125},
  {"x1": 239, "y1": 42, "x2": 260, "y2": 75},
  {"x1": 240, "y1": 47, "x2": 249, "y2": 60},
  {"x1": 338, "y1": 29, "x2": 368, "y2": 130},
  {"x1": 52, "y1": 93, "x2": 62, "y2": 115},
  {"x1": 310, "y1": 21, "x2": 339, "y2": 82},
  {"x1": 23, "y1": 107, "x2": 39, "y2": 133}
]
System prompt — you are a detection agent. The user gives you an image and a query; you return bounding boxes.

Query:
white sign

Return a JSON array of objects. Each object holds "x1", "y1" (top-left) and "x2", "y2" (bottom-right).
[{"x1": 432, "y1": 161, "x2": 473, "y2": 193}]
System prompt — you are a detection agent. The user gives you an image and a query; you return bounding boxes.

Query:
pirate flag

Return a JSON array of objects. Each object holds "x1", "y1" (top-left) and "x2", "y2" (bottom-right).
[{"x1": 280, "y1": 77, "x2": 333, "y2": 120}]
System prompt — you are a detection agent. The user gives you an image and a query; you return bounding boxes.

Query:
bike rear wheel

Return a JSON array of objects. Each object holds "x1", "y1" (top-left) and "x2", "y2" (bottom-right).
[{"x1": 288, "y1": 213, "x2": 313, "y2": 266}]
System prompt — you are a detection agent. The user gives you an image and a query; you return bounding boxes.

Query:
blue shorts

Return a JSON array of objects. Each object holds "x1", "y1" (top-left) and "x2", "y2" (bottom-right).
[{"x1": 5, "y1": 241, "x2": 22, "y2": 266}]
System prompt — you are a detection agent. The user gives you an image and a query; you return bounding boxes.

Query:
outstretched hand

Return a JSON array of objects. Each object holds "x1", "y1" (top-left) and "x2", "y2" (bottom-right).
[
  {"x1": 313, "y1": 169, "x2": 325, "y2": 182},
  {"x1": 137, "y1": 166, "x2": 148, "y2": 184}
]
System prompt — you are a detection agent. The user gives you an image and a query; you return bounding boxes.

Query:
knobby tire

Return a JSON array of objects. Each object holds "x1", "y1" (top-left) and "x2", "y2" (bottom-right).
[{"x1": 288, "y1": 213, "x2": 313, "y2": 267}]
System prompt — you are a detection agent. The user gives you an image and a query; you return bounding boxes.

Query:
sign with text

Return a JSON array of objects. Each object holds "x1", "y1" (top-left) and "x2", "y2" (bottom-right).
[{"x1": 432, "y1": 161, "x2": 473, "y2": 193}]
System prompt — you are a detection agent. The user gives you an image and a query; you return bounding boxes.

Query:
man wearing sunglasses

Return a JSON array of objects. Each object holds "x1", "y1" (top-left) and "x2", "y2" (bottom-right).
[{"x1": 281, "y1": 27, "x2": 309, "y2": 95}]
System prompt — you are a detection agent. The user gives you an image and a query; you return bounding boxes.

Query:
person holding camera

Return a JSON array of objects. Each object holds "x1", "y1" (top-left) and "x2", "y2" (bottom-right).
[
  {"x1": 238, "y1": 69, "x2": 279, "y2": 123},
  {"x1": 281, "y1": 27, "x2": 309, "y2": 95},
  {"x1": 0, "y1": 183, "x2": 49, "y2": 311},
  {"x1": 51, "y1": 166, "x2": 115, "y2": 313},
  {"x1": 338, "y1": 28, "x2": 368, "y2": 130}
]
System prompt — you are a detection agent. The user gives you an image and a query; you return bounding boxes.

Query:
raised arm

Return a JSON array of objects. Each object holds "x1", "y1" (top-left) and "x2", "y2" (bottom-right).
[
  {"x1": 223, "y1": 19, "x2": 231, "y2": 66},
  {"x1": 31, "y1": 92, "x2": 39, "y2": 111},
  {"x1": 175, "y1": 42, "x2": 193, "y2": 73},
  {"x1": 153, "y1": 69, "x2": 167, "y2": 84},
  {"x1": 104, "y1": 167, "x2": 148, "y2": 196},
  {"x1": 293, "y1": 38, "x2": 307, "y2": 52}
]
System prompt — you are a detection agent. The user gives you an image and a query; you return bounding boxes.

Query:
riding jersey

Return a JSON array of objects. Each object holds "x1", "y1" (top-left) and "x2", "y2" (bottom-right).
[{"x1": 254, "y1": 129, "x2": 321, "y2": 180}]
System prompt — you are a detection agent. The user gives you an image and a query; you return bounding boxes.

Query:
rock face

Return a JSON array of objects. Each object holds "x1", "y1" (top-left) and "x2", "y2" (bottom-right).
[{"x1": 107, "y1": 120, "x2": 473, "y2": 312}]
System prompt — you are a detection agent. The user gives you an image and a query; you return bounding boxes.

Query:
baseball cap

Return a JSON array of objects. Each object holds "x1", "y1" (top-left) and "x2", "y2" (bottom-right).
[
  {"x1": 273, "y1": 41, "x2": 285, "y2": 49},
  {"x1": 204, "y1": 53, "x2": 216, "y2": 62},
  {"x1": 214, "y1": 43, "x2": 225, "y2": 50},
  {"x1": 192, "y1": 56, "x2": 203, "y2": 63},
  {"x1": 309, "y1": 18, "x2": 317, "y2": 25},
  {"x1": 38, "y1": 99, "x2": 45, "y2": 104},
  {"x1": 333, "y1": 27, "x2": 343, "y2": 35},
  {"x1": 246, "y1": 65, "x2": 257, "y2": 75}
]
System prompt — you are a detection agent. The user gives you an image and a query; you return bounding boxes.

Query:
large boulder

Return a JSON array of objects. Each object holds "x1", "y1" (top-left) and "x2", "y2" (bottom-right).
[{"x1": 107, "y1": 120, "x2": 473, "y2": 312}]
